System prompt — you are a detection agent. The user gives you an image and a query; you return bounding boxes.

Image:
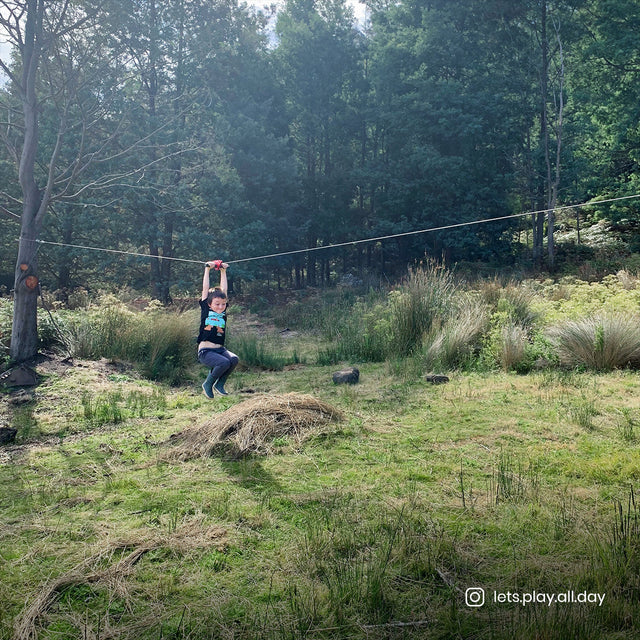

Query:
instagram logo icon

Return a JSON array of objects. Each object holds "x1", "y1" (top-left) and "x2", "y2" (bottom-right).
[{"x1": 465, "y1": 587, "x2": 485, "y2": 607}]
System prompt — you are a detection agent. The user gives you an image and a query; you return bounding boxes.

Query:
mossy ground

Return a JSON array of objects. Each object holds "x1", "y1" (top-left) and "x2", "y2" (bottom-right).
[{"x1": 2, "y1": 351, "x2": 640, "y2": 639}]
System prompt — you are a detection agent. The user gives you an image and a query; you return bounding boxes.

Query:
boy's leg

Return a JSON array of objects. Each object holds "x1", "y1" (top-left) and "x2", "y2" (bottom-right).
[
  {"x1": 213, "y1": 350, "x2": 238, "y2": 395},
  {"x1": 198, "y1": 349, "x2": 231, "y2": 398},
  {"x1": 202, "y1": 368, "x2": 216, "y2": 398}
]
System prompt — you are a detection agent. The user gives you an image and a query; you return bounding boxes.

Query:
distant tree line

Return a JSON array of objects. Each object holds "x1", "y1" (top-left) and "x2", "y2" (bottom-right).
[{"x1": 1, "y1": 0, "x2": 639, "y2": 306}]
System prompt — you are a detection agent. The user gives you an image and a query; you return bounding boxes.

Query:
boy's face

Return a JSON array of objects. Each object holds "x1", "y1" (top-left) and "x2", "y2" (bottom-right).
[{"x1": 209, "y1": 297, "x2": 227, "y2": 313}]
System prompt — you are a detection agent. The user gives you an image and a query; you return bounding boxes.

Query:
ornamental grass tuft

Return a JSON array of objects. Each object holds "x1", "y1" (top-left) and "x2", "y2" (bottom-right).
[{"x1": 548, "y1": 313, "x2": 640, "y2": 371}]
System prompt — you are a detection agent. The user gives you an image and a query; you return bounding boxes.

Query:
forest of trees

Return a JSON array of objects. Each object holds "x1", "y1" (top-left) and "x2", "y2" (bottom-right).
[{"x1": 1, "y1": 0, "x2": 639, "y2": 308}]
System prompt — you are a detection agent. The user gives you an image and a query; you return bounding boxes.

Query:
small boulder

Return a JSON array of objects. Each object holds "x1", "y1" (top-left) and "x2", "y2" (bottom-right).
[
  {"x1": 425, "y1": 374, "x2": 450, "y2": 385},
  {"x1": 332, "y1": 367, "x2": 360, "y2": 385},
  {"x1": 0, "y1": 427, "x2": 17, "y2": 445},
  {"x1": 0, "y1": 364, "x2": 38, "y2": 387}
]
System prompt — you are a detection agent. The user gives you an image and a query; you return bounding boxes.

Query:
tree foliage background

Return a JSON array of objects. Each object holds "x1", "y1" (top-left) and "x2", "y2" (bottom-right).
[{"x1": 1, "y1": 0, "x2": 639, "y2": 302}]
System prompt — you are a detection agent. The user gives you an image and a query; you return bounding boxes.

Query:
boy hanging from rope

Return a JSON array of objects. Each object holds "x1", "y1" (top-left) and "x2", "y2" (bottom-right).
[{"x1": 197, "y1": 261, "x2": 238, "y2": 397}]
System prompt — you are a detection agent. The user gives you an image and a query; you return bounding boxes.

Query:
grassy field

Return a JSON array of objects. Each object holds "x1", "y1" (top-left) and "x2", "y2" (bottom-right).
[{"x1": 2, "y1": 343, "x2": 640, "y2": 639}]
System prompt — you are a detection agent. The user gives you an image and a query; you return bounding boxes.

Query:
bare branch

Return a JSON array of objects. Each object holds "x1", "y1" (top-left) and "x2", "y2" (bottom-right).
[
  {"x1": 0, "y1": 200, "x2": 21, "y2": 219},
  {"x1": 59, "y1": 145, "x2": 204, "y2": 200},
  {"x1": 0, "y1": 188, "x2": 22, "y2": 205}
]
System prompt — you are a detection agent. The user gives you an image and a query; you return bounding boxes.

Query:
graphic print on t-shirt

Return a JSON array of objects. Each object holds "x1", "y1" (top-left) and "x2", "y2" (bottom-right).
[{"x1": 204, "y1": 311, "x2": 225, "y2": 337}]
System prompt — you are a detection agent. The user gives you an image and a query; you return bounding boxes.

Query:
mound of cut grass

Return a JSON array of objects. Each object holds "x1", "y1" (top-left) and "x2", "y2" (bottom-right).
[{"x1": 169, "y1": 392, "x2": 342, "y2": 458}]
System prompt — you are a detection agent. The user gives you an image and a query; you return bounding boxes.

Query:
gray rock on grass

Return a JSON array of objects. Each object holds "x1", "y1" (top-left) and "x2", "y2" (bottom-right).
[{"x1": 332, "y1": 367, "x2": 360, "y2": 385}]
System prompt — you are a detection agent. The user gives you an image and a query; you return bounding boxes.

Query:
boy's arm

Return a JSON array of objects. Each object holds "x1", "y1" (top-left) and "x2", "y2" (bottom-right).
[
  {"x1": 201, "y1": 261, "x2": 229, "y2": 299},
  {"x1": 219, "y1": 263, "x2": 229, "y2": 296},
  {"x1": 201, "y1": 262, "x2": 213, "y2": 300}
]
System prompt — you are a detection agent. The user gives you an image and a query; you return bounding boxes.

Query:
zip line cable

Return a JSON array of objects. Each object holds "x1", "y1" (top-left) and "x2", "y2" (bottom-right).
[
  {"x1": 20, "y1": 192, "x2": 640, "y2": 267},
  {"x1": 224, "y1": 194, "x2": 640, "y2": 265}
]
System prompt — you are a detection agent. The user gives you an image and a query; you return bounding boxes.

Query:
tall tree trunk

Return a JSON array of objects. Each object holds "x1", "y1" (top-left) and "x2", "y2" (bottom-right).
[
  {"x1": 546, "y1": 20, "x2": 565, "y2": 271},
  {"x1": 146, "y1": 0, "x2": 162, "y2": 299},
  {"x1": 12, "y1": 208, "x2": 42, "y2": 362},
  {"x1": 538, "y1": 0, "x2": 550, "y2": 271},
  {"x1": 11, "y1": 0, "x2": 45, "y2": 362}
]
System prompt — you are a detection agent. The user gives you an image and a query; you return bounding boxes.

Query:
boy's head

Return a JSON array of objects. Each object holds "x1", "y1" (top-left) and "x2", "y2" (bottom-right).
[{"x1": 207, "y1": 287, "x2": 227, "y2": 312}]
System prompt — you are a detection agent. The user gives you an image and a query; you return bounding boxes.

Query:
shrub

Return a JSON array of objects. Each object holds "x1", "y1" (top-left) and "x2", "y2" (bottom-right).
[
  {"x1": 497, "y1": 323, "x2": 528, "y2": 372},
  {"x1": 67, "y1": 295, "x2": 137, "y2": 359},
  {"x1": 67, "y1": 298, "x2": 195, "y2": 383},
  {"x1": 37, "y1": 309, "x2": 74, "y2": 353},
  {"x1": 496, "y1": 284, "x2": 539, "y2": 327},
  {"x1": 536, "y1": 274, "x2": 640, "y2": 323},
  {"x1": 314, "y1": 298, "x2": 391, "y2": 364},
  {"x1": 480, "y1": 311, "x2": 531, "y2": 372},
  {"x1": 478, "y1": 278, "x2": 538, "y2": 328},
  {"x1": 548, "y1": 313, "x2": 640, "y2": 371},
  {"x1": 136, "y1": 312, "x2": 194, "y2": 384}
]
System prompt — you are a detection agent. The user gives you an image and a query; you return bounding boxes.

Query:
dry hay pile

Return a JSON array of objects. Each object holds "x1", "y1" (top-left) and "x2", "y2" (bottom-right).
[
  {"x1": 171, "y1": 392, "x2": 342, "y2": 458},
  {"x1": 14, "y1": 519, "x2": 227, "y2": 640}
]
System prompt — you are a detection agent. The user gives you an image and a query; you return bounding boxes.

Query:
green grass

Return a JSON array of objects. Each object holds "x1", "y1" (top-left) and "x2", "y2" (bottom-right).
[{"x1": 2, "y1": 358, "x2": 640, "y2": 639}]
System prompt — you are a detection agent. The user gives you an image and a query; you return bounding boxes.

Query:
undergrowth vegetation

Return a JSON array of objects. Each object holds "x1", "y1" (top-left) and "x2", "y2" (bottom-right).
[{"x1": 4, "y1": 265, "x2": 640, "y2": 378}]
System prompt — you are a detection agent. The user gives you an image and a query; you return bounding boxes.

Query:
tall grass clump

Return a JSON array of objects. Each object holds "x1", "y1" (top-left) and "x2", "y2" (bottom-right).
[
  {"x1": 270, "y1": 287, "x2": 368, "y2": 333},
  {"x1": 421, "y1": 296, "x2": 488, "y2": 371},
  {"x1": 548, "y1": 313, "x2": 640, "y2": 371},
  {"x1": 68, "y1": 294, "x2": 137, "y2": 359},
  {"x1": 478, "y1": 279, "x2": 539, "y2": 327},
  {"x1": 474, "y1": 279, "x2": 550, "y2": 373},
  {"x1": 135, "y1": 310, "x2": 194, "y2": 384},
  {"x1": 496, "y1": 323, "x2": 528, "y2": 371},
  {"x1": 388, "y1": 261, "x2": 458, "y2": 357},
  {"x1": 316, "y1": 310, "x2": 389, "y2": 364},
  {"x1": 67, "y1": 297, "x2": 194, "y2": 383},
  {"x1": 316, "y1": 263, "x2": 460, "y2": 364},
  {"x1": 0, "y1": 297, "x2": 12, "y2": 365},
  {"x1": 230, "y1": 333, "x2": 296, "y2": 370},
  {"x1": 480, "y1": 311, "x2": 530, "y2": 373},
  {"x1": 588, "y1": 487, "x2": 640, "y2": 603}
]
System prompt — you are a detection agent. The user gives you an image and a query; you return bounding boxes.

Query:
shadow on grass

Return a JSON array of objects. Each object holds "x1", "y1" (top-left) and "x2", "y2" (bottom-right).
[{"x1": 220, "y1": 456, "x2": 283, "y2": 496}]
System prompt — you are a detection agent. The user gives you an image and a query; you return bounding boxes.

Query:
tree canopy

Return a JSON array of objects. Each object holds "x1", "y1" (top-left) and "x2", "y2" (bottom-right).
[{"x1": 1, "y1": 0, "x2": 639, "y2": 358}]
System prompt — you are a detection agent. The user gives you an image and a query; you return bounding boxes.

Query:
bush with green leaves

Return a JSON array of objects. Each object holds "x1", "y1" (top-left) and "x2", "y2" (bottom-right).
[
  {"x1": 532, "y1": 273, "x2": 640, "y2": 322},
  {"x1": 547, "y1": 313, "x2": 640, "y2": 371}
]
